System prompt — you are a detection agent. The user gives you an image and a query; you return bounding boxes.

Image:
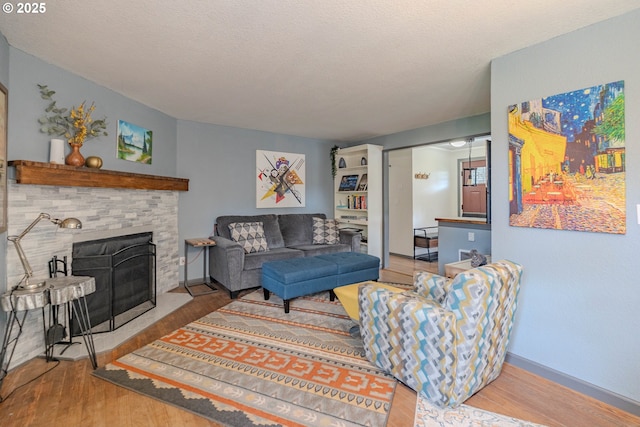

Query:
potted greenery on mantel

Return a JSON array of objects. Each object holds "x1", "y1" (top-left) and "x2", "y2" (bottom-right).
[
  {"x1": 330, "y1": 145, "x2": 339, "y2": 178},
  {"x1": 37, "y1": 84, "x2": 109, "y2": 167}
]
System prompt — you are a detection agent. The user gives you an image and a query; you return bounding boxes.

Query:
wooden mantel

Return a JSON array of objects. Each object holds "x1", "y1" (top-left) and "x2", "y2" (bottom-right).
[{"x1": 9, "y1": 160, "x2": 189, "y2": 191}]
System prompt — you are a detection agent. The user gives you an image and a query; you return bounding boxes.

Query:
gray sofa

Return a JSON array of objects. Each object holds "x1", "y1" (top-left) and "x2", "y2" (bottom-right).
[{"x1": 209, "y1": 213, "x2": 361, "y2": 298}]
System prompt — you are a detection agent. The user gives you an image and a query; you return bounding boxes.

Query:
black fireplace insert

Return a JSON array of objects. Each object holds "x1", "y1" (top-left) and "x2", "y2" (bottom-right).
[{"x1": 71, "y1": 232, "x2": 156, "y2": 334}]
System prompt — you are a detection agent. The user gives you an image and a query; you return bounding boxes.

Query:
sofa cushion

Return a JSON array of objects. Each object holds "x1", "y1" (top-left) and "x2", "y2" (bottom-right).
[
  {"x1": 278, "y1": 213, "x2": 326, "y2": 247},
  {"x1": 216, "y1": 215, "x2": 284, "y2": 249},
  {"x1": 243, "y1": 247, "x2": 304, "y2": 270},
  {"x1": 312, "y1": 217, "x2": 339, "y2": 244},
  {"x1": 228, "y1": 222, "x2": 269, "y2": 254},
  {"x1": 287, "y1": 243, "x2": 351, "y2": 257}
]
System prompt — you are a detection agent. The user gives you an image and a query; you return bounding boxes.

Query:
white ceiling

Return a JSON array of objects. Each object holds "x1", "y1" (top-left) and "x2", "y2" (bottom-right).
[{"x1": 1, "y1": 1, "x2": 638, "y2": 142}]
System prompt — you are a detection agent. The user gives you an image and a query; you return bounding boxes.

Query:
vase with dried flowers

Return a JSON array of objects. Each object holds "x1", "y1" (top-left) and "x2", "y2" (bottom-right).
[{"x1": 37, "y1": 84, "x2": 108, "y2": 166}]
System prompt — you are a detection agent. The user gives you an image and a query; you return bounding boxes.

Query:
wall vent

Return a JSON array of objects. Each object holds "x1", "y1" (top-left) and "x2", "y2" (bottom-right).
[{"x1": 459, "y1": 249, "x2": 472, "y2": 261}]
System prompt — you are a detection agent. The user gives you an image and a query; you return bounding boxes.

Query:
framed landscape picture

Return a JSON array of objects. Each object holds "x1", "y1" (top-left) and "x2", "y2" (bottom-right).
[{"x1": 117, "y1": 120, "x2": 153, "y2": 164}]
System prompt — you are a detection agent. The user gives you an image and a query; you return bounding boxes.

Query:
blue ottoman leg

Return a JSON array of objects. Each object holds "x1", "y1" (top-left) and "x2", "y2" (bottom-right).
[
  {"x1": 263, "y1": 288, "x2": 270, "y2": 300},
  {"x1": 329, "y1": 289, "x2": 336, "y2": 301},
  {"x1": 284, "y1": 300, "x2": 290, "y2": 313}
]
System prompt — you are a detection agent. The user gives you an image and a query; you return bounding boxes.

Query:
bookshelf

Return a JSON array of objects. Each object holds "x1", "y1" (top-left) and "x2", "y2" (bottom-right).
[{"x1": 334, "y1": 144, "x2": 382, "y2": 259}]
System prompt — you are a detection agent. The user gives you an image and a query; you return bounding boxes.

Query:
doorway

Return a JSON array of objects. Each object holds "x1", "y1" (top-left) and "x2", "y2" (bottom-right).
[
  {"x1": 386, "y1": 136, "x2": 491, "y2": 263},
  {"x1": 460, "y1": 158, "x2": 487, "y2": 217}
]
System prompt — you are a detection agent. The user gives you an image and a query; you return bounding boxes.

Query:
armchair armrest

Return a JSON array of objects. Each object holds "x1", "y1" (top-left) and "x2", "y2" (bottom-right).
[
  {"x1": 359, "y1": 284, "x2": 458, "y2": 407},
  {"x1": 339, "y1": 229, "x2": 361, "y2": 252},
  {"x1": 207, "y1": 236, "x2": 245, "y2": 290}
]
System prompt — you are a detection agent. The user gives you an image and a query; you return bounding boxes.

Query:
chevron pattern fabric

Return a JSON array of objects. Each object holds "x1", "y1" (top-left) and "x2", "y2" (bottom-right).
[
  {"x1": 228, "y1": 221, "x2": 269, "y2": 254},
  {"x1": 413, "y1": 271, "x2": 449, "y2": 303},
  {"x1": 359, "y1": 283, "x2": 395, "y2": 372},
  {"x1": 359, "y1": 260, "x2": 523, "y2": 408},
  {"x1": 312, "y1": 217, "x2": 340, "y2": 244}
]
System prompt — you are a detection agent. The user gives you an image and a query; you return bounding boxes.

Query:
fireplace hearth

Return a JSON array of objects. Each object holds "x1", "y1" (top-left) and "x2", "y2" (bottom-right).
[{"x1": 71, "y1": 232, "x2": 156, "y2": 334}]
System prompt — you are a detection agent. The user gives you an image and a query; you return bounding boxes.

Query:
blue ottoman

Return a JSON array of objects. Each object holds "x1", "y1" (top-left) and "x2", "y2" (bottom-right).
[
  {"x1": 262, "y1": 252, "x2": 380, "y2": 313},
  {"x1": 317, "y1": 252, "x2": 380, "y2": 285},
  {"x1": 262, "y1": 257, "x2": 338, "y2": 313}
]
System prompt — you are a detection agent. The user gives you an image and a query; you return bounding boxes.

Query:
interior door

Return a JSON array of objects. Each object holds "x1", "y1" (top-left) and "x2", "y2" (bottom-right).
[{"x1": 461, "y1": 159, "x2": 487, "y2": 217}]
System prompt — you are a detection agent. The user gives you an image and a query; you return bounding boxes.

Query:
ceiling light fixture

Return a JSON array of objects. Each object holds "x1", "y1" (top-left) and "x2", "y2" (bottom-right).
[{"x1": 449, "y1": 140, "x2": 467, "y2": 148}]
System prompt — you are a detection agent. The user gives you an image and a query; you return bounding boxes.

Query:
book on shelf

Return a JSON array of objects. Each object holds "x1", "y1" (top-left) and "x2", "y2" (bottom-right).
[{"x1": 346, "y1": 194, "x2": 367, "y2": 209}]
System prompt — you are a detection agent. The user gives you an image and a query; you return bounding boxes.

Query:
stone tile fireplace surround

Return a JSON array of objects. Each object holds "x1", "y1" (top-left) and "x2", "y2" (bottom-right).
[{"x1": 5, "y1": 179, "x2": 182, "y2": 368}]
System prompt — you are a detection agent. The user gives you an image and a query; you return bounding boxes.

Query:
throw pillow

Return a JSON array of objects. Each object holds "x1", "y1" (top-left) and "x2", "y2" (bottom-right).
[
  {"x1": 228, "y1": 221, "x2": 269, "y2": 254},
  {"x1": 312, "y1": 217, "x2": 339, "y2": 245}
]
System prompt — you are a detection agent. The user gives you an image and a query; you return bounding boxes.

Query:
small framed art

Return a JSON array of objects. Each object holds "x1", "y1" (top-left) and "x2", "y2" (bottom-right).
[
  {"x1": 357, "y1": 174, "x2": 368, "y2": 191},
  {"x1": 117, "y1": 120, "x2": 153, "y2": 164},
  {"x1": 339, "y1": 175, "x2": 359, "y2": 191}
]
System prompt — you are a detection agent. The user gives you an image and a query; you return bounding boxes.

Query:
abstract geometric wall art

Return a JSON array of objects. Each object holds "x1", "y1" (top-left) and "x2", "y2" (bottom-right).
[
  {"x1": 508, "y1": 81, "x2": 625, "y2": 234},
  {"x1": 256, "y1": 150, "x2": 305, "y2": 208}
]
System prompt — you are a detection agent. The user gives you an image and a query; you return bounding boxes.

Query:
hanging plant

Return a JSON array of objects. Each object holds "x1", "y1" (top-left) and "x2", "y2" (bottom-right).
[{"x1": 330, "y1": 145, "x2": 339, "y2": 178}]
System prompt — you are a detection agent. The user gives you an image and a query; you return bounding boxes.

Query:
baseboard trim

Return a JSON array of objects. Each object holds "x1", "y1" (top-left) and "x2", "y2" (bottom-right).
[
  {"x1": 389, "y1": 252, "x2": 412, "y2": 258},
  {"x1": 506, "y1": 353, "x2": 640, "y2": 416},
  {"x1": 183, "y1": 278, "x2": 216, "y2": 287}
]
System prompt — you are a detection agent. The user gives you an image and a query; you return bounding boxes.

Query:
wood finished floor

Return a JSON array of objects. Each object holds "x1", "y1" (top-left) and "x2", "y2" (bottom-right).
[{"x1": 0, "y1": 255, "x2": 638, "y2": 426}]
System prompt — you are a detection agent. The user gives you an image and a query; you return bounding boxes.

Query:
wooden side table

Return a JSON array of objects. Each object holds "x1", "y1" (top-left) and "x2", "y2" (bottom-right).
[{"x1": 184, "y1": 238, "x2": 218, "y2": 296}]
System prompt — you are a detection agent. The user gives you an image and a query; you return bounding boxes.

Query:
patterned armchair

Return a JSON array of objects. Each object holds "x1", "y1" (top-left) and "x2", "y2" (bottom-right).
[{"x1": 358, "y1": 260, "x2": 522, "y2": 408}]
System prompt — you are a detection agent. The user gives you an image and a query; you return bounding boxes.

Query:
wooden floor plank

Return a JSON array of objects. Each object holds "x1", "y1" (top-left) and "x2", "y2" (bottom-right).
[{"x1": 0, "y1": 255, "x2": 637, "y2": 427}]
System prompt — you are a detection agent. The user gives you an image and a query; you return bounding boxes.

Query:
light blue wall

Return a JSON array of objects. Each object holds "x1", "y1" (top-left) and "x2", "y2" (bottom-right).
[
  {"x1": 437, "y1": 222, "x2": 491, "y2": 274},
  {"x1": 491, "y1": 10, "x2": 640, "y2": 404},
  {"x1": 176, "y1": 120, "x2": 335, "y2": 281},
  {"x1": 0, "y1": 33, "x2": 9, "y2": 345},
  {"x1": 7, "y1": 49, "x2": 177, "y2": 175}
]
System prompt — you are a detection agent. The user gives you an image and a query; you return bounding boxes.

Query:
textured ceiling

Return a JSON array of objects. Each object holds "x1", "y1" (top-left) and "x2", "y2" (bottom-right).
[{"x1": 1, "y1": 1, "x2": 638, "y2": 141}]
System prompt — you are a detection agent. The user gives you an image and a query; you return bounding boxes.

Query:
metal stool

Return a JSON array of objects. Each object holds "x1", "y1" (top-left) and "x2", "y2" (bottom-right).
[{"x1": 413, "y1": 227, "x2": 438, "y2": 261}]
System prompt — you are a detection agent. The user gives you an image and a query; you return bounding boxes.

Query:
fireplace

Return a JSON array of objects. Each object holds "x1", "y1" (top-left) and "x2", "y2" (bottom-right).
[
  {"x1": 6, "y1": 179, "x2": 180, "y2": 368},
  {"x1": 71, "y1": 232, "x2": 156, "y2": 334}
]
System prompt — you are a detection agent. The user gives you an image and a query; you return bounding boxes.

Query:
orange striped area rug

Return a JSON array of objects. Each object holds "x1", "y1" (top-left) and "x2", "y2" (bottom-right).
[{"x1": 93, "y1": 290, "x2": 396, "y2": 426}]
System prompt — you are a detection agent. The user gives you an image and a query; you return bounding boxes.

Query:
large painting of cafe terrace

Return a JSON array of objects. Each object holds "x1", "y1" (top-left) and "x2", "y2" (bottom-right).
[{"x1": 508, "y1": 81, "x2": 625, "y2": 234}]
